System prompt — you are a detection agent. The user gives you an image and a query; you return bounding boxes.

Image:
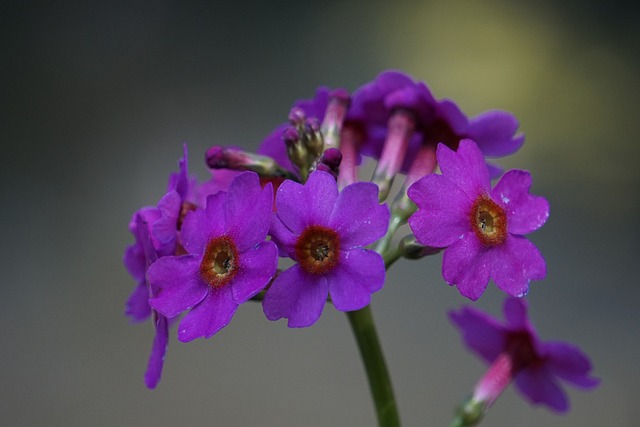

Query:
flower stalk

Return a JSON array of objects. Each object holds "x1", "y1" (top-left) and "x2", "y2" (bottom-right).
[{"x1": 347, "y1": 305, "x2": 400, "y2": 427}]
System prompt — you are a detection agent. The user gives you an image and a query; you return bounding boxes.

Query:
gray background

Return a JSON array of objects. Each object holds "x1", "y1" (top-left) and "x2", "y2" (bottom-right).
[{"x1": 2, "y1": 1, "x2": 638, "y2": 426}]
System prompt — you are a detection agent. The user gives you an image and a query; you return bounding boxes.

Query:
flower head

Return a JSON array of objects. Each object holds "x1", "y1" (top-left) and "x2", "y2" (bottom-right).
[
  {"x1": 450, "y1": 297, "x2": 599, "y2": 413},
  {"x1": 263, "y1": 171, "x2": 389, "y2": 327},
  {"x1": 354, "y1": 70, "x2": 523, "y2": 181},
  {"x1": 408, "y1": 139, "x2": 549, "y2": 300},
  {"x1": 148, "y1": 171, "x2": 278, "y2": 342}
]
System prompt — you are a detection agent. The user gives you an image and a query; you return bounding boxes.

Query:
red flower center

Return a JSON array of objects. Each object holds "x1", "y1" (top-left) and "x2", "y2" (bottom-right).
[
  {"x1": 470, "y1": 196, "x2": 508, "y2": 246},
  {"x1": 295, "y1": 225, "x2": 340, "y2": 275},
  {"x1": 199, "y1": 236, "x2": 239, "y2": 288}
]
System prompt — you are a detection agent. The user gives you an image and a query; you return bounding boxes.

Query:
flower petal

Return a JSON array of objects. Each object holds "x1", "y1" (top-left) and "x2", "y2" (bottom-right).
[
  {"x1": 442, "y1": 232, "x2": 490, "y2": 300},
  {"x1": 491, "y1": 170, "x2": 549, "y2": 235},
  {"x1": 436, "y1": 139, "x2": 490, "y2": 200},
  {"x1": 328, "y1": 249, "x2": 385, "y2": 311},
  {"x1": 543, "y1": 341, "x2": 600, "y2": 389},
  {"x1": 275, "y1": 171, "x2": 338, "y2": 233},
  {"x1": 408, "y1": 174, "x2": 473, "y2": 247},
  {"x1": 490, "y1": 236, "x2": 546, "y2": 297},
  {"x1": 125, "y1": 281, "x2": 151, "y2": 322},
  {"x1": 269, "y1": 213, "x2": 298, "y2": 258},
  {"x1": 144, "y1": 313, "x2": 169, "y2": 389},
  {"x1": 262, "y1": 264, "x2": 329, "y2": 328},
  {"x1": 503, "y1": 296, "x2": 530, "y2": 330},
  {"x1": 177, "y1": 286, "x2": 237, "y2": 342},
  {"x1": 148, "y1": 255, "x2": 208, "y2": 318},
  {"x1": 468, "y1": 110, "x2": 525, "y2": 157},
  {"x1": 449, "y1": 306, "x2": 507, "y2": 364},
  {"x1": 181, "y1": 191, "x2": 227, "y2": 255},
  {"x1": 225, "y1": 172, "x2": 273, "y2": 251},
  {"x1": 153, "y1": 190, "x2": 181, "y2": 246},
  {"x1": 515, "y1": 366, "x2": 569, "y2": 413},
  {"x1": 231, "y1": 241, "x2": 278, "y2": 303},
  {"x1": 329, "y1": 182, "x2": 389, "y2": 249}
]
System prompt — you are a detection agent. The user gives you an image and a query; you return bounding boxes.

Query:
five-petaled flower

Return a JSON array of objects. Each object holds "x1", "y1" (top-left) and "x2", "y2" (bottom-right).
[
  {"x1": 148, "y1": 171, "x2": 278, "y2": 342},
  {"x1": 408, "y1": 139, "x2": 549, "y2": 300},
  {"x1": 450, "y1": 297, "x2": 599, "y2": 413},
  {"x1": 262, "y1": 170, "x2": 389, "y2": 327}
]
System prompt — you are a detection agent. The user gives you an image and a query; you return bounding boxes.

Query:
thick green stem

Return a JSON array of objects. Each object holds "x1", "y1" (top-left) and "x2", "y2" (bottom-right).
[{"x1": 347, "y1": 306, "x2": 400, "y2": 427}]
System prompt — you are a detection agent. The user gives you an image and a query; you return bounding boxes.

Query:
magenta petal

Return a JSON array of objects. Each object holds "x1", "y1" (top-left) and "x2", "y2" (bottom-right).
[
  {"x1": 515, "y1": 367, "x2": 569, "y2": 413},
  {"x1": 144, "y1": 314, "x2": 169, "y2": 389},
  {"x1": 437, "y1": 99, "x2": 468, "y2": 135},
  {"x1": 328, "y1": 249, "x2": 385, "y2": 311},
  {"x1": 231, "y1": 241, "x2": 278, "y2": 303},
  {"x1": 269, "y1": 214, "x2": 298, "y2": 258},
  {"x1": 125, "y1": 281, "x2": 151, "y2": 322},
  {"x1": 543, "y1": 341, "x2": 600, "y2": 389},
  {"x1": 153, "y1": 190, "x2": 181, "y2": 246},
  {"x1": 503, "y1": 296, "x2": 530, "y2": 330},
  {"x1": 225, "y1": 172, "x2": 273, "y2": 251},
  {"x1": 449, "y1": 306, "x2": 506, "y2": 364},
  {"x1": 329, "y1": 182, "x2": 389, "y2": 249},
  {"x1": 491, "y1": 236, "x2": 546, "y2": 297},
  {"x1": 468, "y1": 110, "x2": 525, "y2": 157},
  {"x1": 442, "y1": 232, "x2": 490, "y2": 300},
  {"x1": 262, "y1": 264, "x2": 329, "y2": 328},
  {"x1": 492, "y1": 170, "x2": 549, "y2": 235},
  {"x1": 275, "y1": 171, "x2": 338, "y2": 233},
  {"x1": 408, "y1": 174, "x2": 473, "y2": 247},
  {"x1": 437, "y1": 140, "x2": 490, "y2": 200},
  {"x1": 148, "y1": 255, "x2": 208, "y2": 318},
  {"x1": 181, "y1": 191, "x2": 227, "y2": 255},
  {"x1": 178, "y1": 286, "x2": 237, "y2": 342}
]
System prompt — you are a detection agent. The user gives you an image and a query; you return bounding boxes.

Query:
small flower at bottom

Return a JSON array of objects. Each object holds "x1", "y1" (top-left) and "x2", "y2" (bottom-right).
[
  {"x1": 263, "y1": 170, "x2": 390, "y2": 327},
  {"x1": 148, "y1": 171, "x2": 278, "y2": 342},
  {"x1": 450, "y1": 297, "x2": 599, "y2": 413},
  {"x1": 408, "y1": 139, "x2": 549, "y2": 300}
]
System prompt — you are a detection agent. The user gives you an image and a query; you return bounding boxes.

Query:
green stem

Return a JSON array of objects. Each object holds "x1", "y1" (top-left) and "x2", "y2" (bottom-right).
[{"x1": 347, "y1": 306, "x2": 400, "y2": 427}]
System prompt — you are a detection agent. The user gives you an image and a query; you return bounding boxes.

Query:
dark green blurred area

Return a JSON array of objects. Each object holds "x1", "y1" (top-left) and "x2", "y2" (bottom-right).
[{"x1": 1, "y1": 1, "x2": 638, "y2": 426}]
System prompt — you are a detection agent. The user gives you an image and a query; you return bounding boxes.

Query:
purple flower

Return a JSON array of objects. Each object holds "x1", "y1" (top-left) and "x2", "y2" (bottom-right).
[
  {"x1": 354, "y1": 70, "x2": 523, "y2": 180},
  {"x1": 407, "y1": 139, "x2": 549, "y2": 300},
  {"x1": 263, "y1": 171, "x2": 389, "y2": 327},
  {"x1": 148, "y1": 172, "x2": 278, "y2": 342},
  {"x1": 450, "y1": 297, "x2": 599, "y2": 413}
]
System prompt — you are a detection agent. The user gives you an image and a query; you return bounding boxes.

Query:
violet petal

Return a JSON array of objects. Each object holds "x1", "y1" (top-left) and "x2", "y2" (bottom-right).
[
  {"x1": 515, "y1": 366, "x2": 569, "y2": 413},
  {"x1": 449, "y1": 306, "x2": 506, "y2": 364},
  {"x1": 408, "y1": 174, "x2": 474, "y2": 247},
  {"x1": 491, "y1": 170, "x2": 549, "y2": 235},
  {"x1": 328, "y1": 249, "x2": 385, "y2": 311},
  {"x1": 490, "y1": 235, "x2": 546, "y2": 297},
  {"x1": 231, "y1": 241, "x2": 278, "y2": 304},
  {"x1": 543, "y1": 341, "x2": 600, "y2": 389},
  {"x1": 262, "y1": 264, "x2": 329, "y2": 328},
  {"x1": 148, "y1": 255, "x2": 208, "y2": 318},
  {"x1": 144, "y1": 314, "x2": 168, "y2": 389},
  {"x1": 442, "y1": 232, "x2": 491, "y2": 301},
  {"x1": 329, "y1": 182, "x2": 389, "y2": 249},
  {"x1": 177, "y1": 286, "x2": 237, "y2": 342},
  {"x1": 437, "y1": 139, "x2": 491, "y2": 200},
  {"x1": 225, "y1": 172, "x2": 273, "y2": 251}
]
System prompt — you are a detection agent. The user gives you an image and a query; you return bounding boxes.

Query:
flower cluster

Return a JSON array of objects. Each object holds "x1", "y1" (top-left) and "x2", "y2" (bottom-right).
[{"x1": 124, "y1": 70, "x2": 597, "y2": 424}]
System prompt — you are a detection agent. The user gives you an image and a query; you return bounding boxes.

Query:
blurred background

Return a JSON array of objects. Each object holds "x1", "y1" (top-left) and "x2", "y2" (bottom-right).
[{"x1": 2, "y1": 1, "x2": 639, "y2": 426}]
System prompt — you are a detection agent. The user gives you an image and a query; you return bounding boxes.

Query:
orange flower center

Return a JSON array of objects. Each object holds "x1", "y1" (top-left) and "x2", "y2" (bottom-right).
[
  {"x1": 199, "y1": 236, "x2": 238, "y2": 288},
  {"x1": 295, "y1": 225, "x2": 340, "y2": 275},
  {"x1": 471, "y1": 196, "x2": 507, "y2": 246}
]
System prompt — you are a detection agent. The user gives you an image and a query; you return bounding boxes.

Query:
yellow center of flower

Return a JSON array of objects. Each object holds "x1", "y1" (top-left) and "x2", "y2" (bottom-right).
[
  {"x1": 199, "y1": 236, "x2": 238, "y2": 288},
  {"x1": 295, "y1": 225, "x2": 340, "y2": 275},
  {"x1": 471, "y1": 196, "x2": 507, "y2": 246}
]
